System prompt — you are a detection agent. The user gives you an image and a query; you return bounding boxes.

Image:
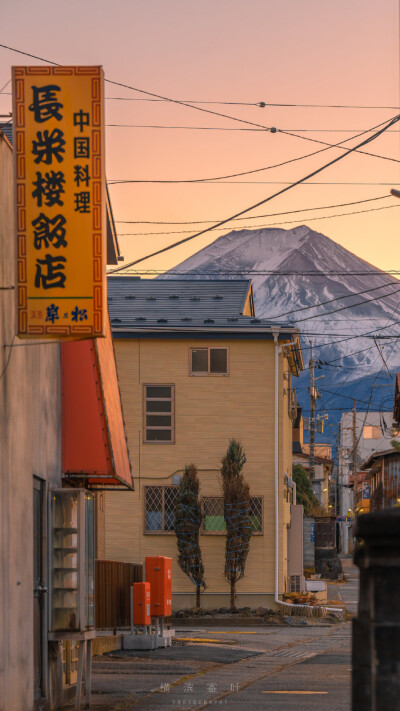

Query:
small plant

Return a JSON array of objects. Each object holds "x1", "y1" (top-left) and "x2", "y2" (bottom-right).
[
  {"x1": 174, "y1": 464, "x2": 206, "y2": 607},
  {"x1": 220, "y1": 439, "x2": 252, "y2": 610}
]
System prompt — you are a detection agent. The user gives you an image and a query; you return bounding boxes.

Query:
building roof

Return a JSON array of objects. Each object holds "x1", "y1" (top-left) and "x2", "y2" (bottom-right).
[
  {"x1": 107, "y1": 277, "x2": 304, "y2": 372},
  {"x1": 107, "y1": 277, "x2": 254, "y2": 322},
  {"x1": 360, "y1": 448, "x2": 400, "y2": 471},
  {"x1": 0, "y1": 123, "x2": 13, "y2": 146}
]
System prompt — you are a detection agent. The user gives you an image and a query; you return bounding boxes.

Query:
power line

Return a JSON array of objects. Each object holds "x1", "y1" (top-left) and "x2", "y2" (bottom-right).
[
  {"x1": 0, "y1": 43, "x2": 279, "y2": 132},
  {"x1": 117, "y1": 204, "x2": 400, "y2": 236},
  {"x1": 0, "y1": 43, "x2": 398, "y2": 165},
  {"x1": 112, "y1": 269, "x2": 400, "y2": 276},
  {"x1": 105, "y1": 97, "x2": 400, "y2": 109},
  {"x1": 108, "y1": 142, "x2": 397, "y2": 182},
  {"x1": 106, "y1": 98, "x2": 263, "y2": 106},
  {"x1": 268, "y1": 281, "x2": 400, "y2": 320},
  {"x1": 287, "y1": 286, "x2": 400, "y2": 324},
  {"x1": 0, "y1": 79, "x2": 11, "y2": 94},
  {"x1": 106, "y1": 123, "x2": 400, "y2": 133},
  {"x1": 115, "y1": 195, "x2": 392, "y2": 224},
  {"x1": 109, "y1": 113, "x2": 400, "y2": 273},
  {"x1": 110, "y1": 180, "x2": 400, "y2": 186}
]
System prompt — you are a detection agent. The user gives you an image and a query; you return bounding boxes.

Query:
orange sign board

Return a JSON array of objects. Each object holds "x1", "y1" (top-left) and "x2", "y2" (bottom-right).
[{"x1": 13, "y1": 66, "x2": 106, "y2": 338}]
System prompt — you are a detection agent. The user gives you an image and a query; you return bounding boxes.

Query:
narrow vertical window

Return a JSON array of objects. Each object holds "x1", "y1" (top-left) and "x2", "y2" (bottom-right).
[{"x1": 144, "y1": 385, "x2": 174, "y2": 443}]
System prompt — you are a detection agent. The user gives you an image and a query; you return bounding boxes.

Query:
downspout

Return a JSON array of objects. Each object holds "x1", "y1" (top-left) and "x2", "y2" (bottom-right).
[{"x1": 273, "y1": 334, "x2": 298, "y2": 607}]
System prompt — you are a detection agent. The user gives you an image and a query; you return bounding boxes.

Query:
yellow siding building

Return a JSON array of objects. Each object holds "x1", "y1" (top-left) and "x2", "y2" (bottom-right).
[{"x1": 99, "y1": 278, "x2": 303, "y2": 609}]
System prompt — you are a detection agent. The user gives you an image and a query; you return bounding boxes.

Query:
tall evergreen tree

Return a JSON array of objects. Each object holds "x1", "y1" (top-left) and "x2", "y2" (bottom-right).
[
  {"x1": 174, "y1": 464, "x2": 206, "y2": 607},
  {"x1": 221, "y1": 439, "x2": 252, "y2": 609}
]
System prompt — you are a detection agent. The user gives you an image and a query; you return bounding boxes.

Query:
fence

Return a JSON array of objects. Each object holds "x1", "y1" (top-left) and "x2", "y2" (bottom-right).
[{"x1": 95, "y1": 560, "x2": 143, "y2": 628}]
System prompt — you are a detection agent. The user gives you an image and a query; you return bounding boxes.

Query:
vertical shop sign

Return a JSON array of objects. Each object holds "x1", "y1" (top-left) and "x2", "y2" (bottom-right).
[{"x1": 13, "y1": 66, "x2": 106, "y2": 338}]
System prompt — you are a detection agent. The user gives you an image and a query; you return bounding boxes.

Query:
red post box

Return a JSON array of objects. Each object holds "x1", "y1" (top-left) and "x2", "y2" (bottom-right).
[
  {"x1": 145, "y1": 556, "x2": 172, "y2": 617},
  {"x1": 133, "y1": 582, "x2": 151, "y2": 625}
]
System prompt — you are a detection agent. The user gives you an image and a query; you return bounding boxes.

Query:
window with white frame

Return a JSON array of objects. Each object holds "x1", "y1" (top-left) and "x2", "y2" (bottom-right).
[
  {"x1": 190, "y1": 347, "x2": 228, "y2": 375},
  {"x1": 144, "y1": 486, "x2": 179, "y2": 533},
  {"x1": 143, "y1": 385, "x2": 174, "y2": 443},
  {"x1": 202, "y1": 496, "x2": 263, "y2": 534}
]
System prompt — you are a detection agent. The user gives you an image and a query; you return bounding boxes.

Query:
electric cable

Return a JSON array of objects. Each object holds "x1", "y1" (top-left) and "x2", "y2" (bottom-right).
[
  {"x1": 268, "y1": 281, "x2": 400, "y2": 320},
  {"x1": 105, "y1": 97, "x2": 400, "y2": 109},
  {"x1": 115, "y1": 195, "x2": 392, "y2": 224},
  {"x1": 0, "y1": 43, "x2": 398, "y2": 165},
  {"x1": 109, "y1": 111, "x2": 400, "y2": 274},
  {"x1": 117, "y1": 204, "x2": 400, "y2": 236}
]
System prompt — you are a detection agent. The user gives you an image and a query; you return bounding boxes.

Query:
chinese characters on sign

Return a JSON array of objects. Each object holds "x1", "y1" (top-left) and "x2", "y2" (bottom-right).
[{"x1": 13, "y1": 66, "x2": 106, "y2": 338}]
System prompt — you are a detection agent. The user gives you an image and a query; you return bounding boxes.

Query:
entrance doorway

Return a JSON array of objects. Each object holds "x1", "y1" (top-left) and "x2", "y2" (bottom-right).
[{"x1": 33, "y1": 478, "x2": 47, "y2": 705}]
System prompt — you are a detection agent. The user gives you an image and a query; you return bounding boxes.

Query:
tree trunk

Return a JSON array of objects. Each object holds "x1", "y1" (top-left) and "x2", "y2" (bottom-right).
[
  {"x1": 196, "y1": 585, "x2": 200, "y2": 609},
  {"x1": 230, "y1": 582, "x2": 236, "y2": 609}
]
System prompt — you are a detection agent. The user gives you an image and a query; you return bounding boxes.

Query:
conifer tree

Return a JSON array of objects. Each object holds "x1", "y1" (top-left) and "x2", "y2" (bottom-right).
[
  {"x1": 174, "y1": 464, "x2": 206, "y2": 607},
  {"x1": 221, "y1": 439, "x2": 252, "y2": 609}
]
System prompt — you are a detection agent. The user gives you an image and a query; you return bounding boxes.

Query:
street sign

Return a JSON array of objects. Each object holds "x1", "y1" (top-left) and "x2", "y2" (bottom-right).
[
  {"x1": 362, "y1": 484, "x2": 371, "y2": 500},
  {"x1": 13, "y1": 66, "x2": 106, "y2": 339}
]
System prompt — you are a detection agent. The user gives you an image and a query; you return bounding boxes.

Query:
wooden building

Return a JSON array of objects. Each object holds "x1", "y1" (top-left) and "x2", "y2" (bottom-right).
[{"x1": 98, "y1": 277, "x2": 303, "y2": 609}]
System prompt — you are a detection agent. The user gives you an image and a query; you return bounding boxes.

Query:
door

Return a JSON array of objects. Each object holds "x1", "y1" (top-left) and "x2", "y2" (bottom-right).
[{"x1": 33, "y1": 478, "x2": 47, "y2": 703}]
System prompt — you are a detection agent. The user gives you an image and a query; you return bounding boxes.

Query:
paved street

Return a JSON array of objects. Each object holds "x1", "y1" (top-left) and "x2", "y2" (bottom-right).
[
  {"x1": 64, "y1": 565, "x2": 358, "y2": 710},
  {"x1": 76, "y1": 623, "x2": 350, "y2": 710}
]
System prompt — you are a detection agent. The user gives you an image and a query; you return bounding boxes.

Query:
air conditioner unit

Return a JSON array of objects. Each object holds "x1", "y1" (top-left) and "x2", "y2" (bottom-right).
[{"x1": 288, "y1": 574, "x2": 306, "y2": 594}]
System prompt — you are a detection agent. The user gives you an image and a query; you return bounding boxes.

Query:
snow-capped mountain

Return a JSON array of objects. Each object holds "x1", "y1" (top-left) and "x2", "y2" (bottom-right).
[{"x1": 160, "y1": 226, "x2": 400, "y2": 422}]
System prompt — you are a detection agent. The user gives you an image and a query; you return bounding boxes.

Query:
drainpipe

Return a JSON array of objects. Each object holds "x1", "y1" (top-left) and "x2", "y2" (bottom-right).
[{"x1": 273, "y1": 334, "x2": 297, "y2": 606}]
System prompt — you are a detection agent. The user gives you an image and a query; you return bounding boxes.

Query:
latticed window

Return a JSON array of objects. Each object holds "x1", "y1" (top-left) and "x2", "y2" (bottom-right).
[
  {"x1": 202, "y1": 496, "x2": 263, "y2": 534},
  {"x1": 143, "y1": 385, "x2": 174, "y2": 443},
  {"x1": 144, "y1": 486, "x2": 179, "y2": 533}
]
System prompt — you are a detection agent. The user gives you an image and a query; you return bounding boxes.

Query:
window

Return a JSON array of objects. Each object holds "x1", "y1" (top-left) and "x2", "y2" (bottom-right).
[
  {"x1": 143, "y1": 385, "x2": 174, "y2": 443},
  {"x1": 363, "y1": 425, "x2": 381, "y2": 440},
  {"x1": 144, "y1": 486, "x2": 179, "y2": 533},
  {"x1": 202, "y1": 496, "x2": 263, "y2": 534},
  {"x1": 190, "y1": 347, "x2": 228, "y2": 375}
]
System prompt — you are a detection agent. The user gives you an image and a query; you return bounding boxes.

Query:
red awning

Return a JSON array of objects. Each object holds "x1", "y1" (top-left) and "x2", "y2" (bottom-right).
[{"x1": 61, "y1": 317, "x2": 133, "y2": 489}]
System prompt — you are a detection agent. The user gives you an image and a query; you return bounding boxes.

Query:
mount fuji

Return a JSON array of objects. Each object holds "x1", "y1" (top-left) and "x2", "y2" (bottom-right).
[{"x1": 160, "y1": 226, "x2": 400, "y2": 427}]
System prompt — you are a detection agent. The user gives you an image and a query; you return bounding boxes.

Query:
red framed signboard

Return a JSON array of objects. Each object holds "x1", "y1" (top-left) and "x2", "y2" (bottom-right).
[{"x1": 12, "y1": 65, "x2": 106, "y2": 339}]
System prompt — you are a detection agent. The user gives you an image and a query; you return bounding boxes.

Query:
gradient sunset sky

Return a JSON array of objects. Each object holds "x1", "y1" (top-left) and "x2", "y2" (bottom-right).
[{"x1": 1, "y1": 0, "x2": 399, "y2": 275}]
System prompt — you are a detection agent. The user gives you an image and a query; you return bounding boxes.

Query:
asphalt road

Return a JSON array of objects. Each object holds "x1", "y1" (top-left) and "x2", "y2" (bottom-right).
[
  {"x1": 66, "y1": 563, "x2": 357, "y2": 710},
  {"x1": 69, "y1": 622, "x2": 351, "y2": 710}
]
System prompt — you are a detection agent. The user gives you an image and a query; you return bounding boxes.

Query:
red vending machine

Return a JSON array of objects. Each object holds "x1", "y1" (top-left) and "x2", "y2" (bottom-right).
[
  {"x1": 133, "y1": 582, "x2": 151, "y2": 625},
  {"x1": 145, "y1": 556, "x2": 172, "y2": 617}
]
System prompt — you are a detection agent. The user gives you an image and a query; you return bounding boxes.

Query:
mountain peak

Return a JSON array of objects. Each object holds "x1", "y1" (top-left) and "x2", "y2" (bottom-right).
[{"x1": 161, "y1": 226, "x2": 400, "y2": 381}]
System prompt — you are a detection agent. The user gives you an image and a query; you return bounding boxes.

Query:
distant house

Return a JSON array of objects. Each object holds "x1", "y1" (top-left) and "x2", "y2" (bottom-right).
[
  {"x1": 292, "y1": 408, "x2": 333, "y2": 510},
  {"x1": 98, "y1": 277, "x2": 304, "y2": 609},
  {"x1": 338, "y1": 410, "x2": 399, "y2": 552},
  {"x1": 360, "y1": 450, "x2": 400, "y2": 511},
  {"x1": 362, "y1": 373, "x2": 400, "y2": 510}
]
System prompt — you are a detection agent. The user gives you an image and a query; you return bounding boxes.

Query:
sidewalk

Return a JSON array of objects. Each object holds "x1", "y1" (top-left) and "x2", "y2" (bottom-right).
[{"x1": 327, "y1": 555, "x2": 359, "y2": 616}]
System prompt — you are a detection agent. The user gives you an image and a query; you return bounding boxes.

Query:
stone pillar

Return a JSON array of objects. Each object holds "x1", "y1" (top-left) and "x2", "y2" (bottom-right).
[{"x1": 352, "y1": 509, "x2": 400, "y2": 710}]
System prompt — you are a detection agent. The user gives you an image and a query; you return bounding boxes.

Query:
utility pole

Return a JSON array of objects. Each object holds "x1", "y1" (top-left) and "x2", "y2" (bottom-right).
[
  {"x1": 352, "y1": 400, "x2": 358, "y2": 515},
  {"x1": 335, "y1": 423, "x2": 341, "y2": 517},
  {"x1": 309, "y1": 340, "x2": 316, "y2": 481}
]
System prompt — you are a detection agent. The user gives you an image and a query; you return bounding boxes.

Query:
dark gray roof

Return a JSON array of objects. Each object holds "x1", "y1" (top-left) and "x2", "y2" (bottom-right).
[
  {"x1": 107, "y1": 277, "x2": 296, "y2": 334},
  {"x1": 0, "y1": 122, "x2": 13, "y2": 145}
]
